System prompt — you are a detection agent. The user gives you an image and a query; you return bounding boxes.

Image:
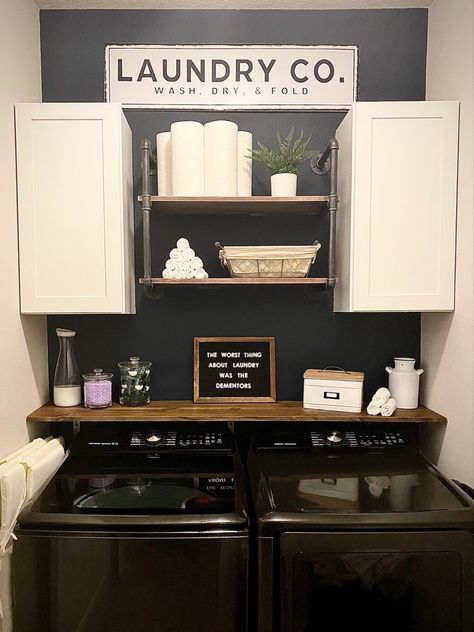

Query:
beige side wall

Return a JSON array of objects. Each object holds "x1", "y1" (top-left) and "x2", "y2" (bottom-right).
[
  {"x1": 0, "y1": 0, "x2": 48, "y2": 454},
  {"x1": 422, "y1": 0, "x2": 474, "y2": 485},
  {"x1": 0, "y1": 1, "x2": 47, "y2": 630}
]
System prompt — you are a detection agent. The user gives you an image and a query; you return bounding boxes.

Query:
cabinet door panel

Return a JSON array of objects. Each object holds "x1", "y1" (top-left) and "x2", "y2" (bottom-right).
[
  {"x1": 352, "y1": 102, "x2": 458, "y2": 311},
  {"x1": 16, "y1": 103, "x2": 133, "y2": 314}
]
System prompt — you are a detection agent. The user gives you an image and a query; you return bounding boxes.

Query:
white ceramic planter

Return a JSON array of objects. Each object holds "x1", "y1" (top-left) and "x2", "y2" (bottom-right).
[
  {"x1": 271, "y1": 173, "x2": 297, "y2": 196},
  {"x1": 385, "y1": 357, "x2": 424, "y2": 409}
]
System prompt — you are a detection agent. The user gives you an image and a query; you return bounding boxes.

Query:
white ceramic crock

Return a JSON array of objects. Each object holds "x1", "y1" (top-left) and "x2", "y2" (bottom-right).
[
  {"x1": 385, "y1": 357, "x2": 424, "y2": 409},
  {"x1": 271, "y1": 173, "x2": 297, "y2": 196}
]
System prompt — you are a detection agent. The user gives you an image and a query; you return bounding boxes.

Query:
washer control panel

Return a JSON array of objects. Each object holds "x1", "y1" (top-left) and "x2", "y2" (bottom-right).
[
  {"x1": 310, "y1": 430, "x2": 407, "y2": 448},
  {"x1": 129, "y1": 430, "x2": 227, "y2": 449}
]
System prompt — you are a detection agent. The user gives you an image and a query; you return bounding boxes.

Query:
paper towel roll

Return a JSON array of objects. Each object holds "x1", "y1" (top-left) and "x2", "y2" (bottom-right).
[
  {"x1": 171, "y1": 121, "x2": 205, "y2": 196},
  {"x1": 156, "y1": 132, "x2": 172, "y2": 196},
  {"x1": 204, "y1": 120, "x2": 238, "y2": 196},
  {"x1": 237, "y1": 131, "x2": 253, "y2": 196}
]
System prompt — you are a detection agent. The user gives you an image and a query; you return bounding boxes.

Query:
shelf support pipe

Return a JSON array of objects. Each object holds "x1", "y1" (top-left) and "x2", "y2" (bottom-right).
[
  {"x1": 327, "y1": 138, "x2": 339, "y2": 288},
  {"x1": 310, "y1": 138, "x2": 339, "y2": 288},
  {"x1": 141, "y1": 139, "x2": 163, "y2": 299}
]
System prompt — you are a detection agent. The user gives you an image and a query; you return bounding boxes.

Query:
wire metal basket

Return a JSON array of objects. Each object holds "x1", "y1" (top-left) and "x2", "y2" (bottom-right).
[{"x1": 216, "y1": 241, "x2": 321, "y2": 278}]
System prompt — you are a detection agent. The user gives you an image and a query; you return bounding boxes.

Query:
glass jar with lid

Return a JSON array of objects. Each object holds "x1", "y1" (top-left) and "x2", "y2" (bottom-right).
[
  {"x1": 118, "y1": 356, "x2": 152, "y2": 406},
  {"x1": 83, "y1": 368, "x2": 113, "y2": 409}
]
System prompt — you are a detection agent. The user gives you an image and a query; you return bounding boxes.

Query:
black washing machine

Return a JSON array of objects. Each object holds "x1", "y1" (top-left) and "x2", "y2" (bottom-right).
[
  {"x1": 247, "y1": 424, "x2": 474, "y2": 632},
  {"x1": 13, "y1": 423, "x2": 248, "y2": 632}
]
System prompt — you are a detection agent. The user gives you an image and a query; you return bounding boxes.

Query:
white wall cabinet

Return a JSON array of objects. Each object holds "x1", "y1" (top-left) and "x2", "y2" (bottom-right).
[
  {"x1": 334, "y1": 101, "x2": 459, "y2": 312},
  {"x1": 15, "y1": 103, "x2": 135, "y2": 314}
]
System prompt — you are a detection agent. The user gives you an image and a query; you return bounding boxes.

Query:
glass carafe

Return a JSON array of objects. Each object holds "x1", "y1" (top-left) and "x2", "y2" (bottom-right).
[{"x1": 53, "y1": 328, "x2": 81, "y2": 407}]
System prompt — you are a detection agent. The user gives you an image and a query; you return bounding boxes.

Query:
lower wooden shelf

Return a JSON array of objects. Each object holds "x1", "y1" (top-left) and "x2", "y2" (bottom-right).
[
  {"x1": 27, "y1": 401, "x2": 446, "y2": 423},
  {"x1": 139, "y1": 278, "x2": 329, "y2": 287}
]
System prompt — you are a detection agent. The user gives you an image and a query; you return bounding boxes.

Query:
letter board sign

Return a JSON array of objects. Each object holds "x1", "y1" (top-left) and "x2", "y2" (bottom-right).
[
  {"x1": 105, "y1": 45, "x2": 357, "y2": 110},
  {"x1": 194, "y1": 337, "x2": 276, "y2": 403}
]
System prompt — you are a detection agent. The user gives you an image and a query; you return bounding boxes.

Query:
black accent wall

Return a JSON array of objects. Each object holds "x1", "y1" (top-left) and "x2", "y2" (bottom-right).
[{"x1": 42, "y1": 9, "x2": 426, "y2": 402}]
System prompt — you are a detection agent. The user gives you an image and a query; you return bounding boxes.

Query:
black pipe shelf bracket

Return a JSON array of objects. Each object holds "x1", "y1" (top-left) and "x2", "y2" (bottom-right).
[
  {"x1": 311, "y1": 138, "x2": 339, "y2": 288},
  {"x1": 138, "y1": 136, "x2": 339, "y2": 298},
  {"x1": 140, "y1": 139, "x2": 163, "y2": 300}
]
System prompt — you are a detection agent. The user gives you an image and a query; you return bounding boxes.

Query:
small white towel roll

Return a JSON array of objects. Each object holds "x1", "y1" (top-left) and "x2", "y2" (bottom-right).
[
  {"x1": 194, "y1": 268, "x2": 209, "y2": 279},
  {"x1": 176, "y1": 238, "x2": 190, "y2": 250},
  {"x1": 367, "y1": 401, "x2": 381, "y2": 416},
  {"x1": 190, "y1": 256, "x2": 204, "y2": 270},
  {"x1": 182, "y1": 247, "x2": 195, "y2": 260},
  {"x1": 371, "y1": 387, "x2": 391, "y2": 407},
  {"x1": 162, "y1": 269, "x2": 174, "y2": 279},
  {"x1": 156, "y1": 132, "x2": 172, "y2": 196},
  {"x1": 171, "y1": 121, "x2": 205, "y2": 196},
  {"x1": 165, "y1": 259, "x2": 177, "y2": 271},
  {"x1": 381, "y1": 398, "x2": 397, "y2": 417},
  {"x1": 169, "y1": 248, "x2": 181, "y2": 260}
]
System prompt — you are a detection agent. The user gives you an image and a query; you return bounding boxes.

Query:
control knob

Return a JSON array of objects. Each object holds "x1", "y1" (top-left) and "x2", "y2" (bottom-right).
[
  {"x1": 145, "y1": 432, "x2": 162, "y2": 445},
  {"x1": 326, "y1": 431, "x2": 343, "y2": 446}
]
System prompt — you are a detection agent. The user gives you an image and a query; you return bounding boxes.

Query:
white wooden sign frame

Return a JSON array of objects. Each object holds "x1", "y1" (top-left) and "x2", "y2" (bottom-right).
[{"x1": 105, "y1": 44, "x2": 358, "y2": 110}]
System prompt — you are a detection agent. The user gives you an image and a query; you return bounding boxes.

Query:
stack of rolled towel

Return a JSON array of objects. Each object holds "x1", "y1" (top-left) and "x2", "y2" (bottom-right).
[
  {"x1": 367, "y1": 387, "x2": 397, "y2": 417},
  {"x1": 162, "y1": 238, "x2": 209, "y2": 280}
]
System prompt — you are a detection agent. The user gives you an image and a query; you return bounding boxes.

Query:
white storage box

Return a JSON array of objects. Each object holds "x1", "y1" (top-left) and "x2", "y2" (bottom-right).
[{"x1": 303, "y1": 369, "x2": 364, "y2": 413}]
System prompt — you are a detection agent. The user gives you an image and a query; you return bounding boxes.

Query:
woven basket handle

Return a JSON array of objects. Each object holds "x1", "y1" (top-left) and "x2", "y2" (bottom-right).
[
  {"x1": 215, "y1": 242, "x2": 227, "y2": 269},
  {"x1": 312, "y1": 240, "x2": 322, "y2": 263}
]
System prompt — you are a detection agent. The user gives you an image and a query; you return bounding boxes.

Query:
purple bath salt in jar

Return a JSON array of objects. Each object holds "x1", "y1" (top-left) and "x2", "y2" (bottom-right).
[{"x1": 83, "y1": 368, "x2": 113, "y2": 409}]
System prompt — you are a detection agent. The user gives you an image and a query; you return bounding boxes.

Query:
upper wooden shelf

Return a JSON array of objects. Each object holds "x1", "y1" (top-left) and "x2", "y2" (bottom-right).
[
  {"x1": 137, "y1": 195, "x2": 329, "y2": 214},
  {"x1": 27, "y1": 401, "x2": 446, "y2": 424}
]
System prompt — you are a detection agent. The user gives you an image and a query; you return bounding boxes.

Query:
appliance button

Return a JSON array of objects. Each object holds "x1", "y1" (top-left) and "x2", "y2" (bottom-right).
[
  {"x1": 326, "y1": 431, "x2": 344, "y2": 445},
  {"x1": 145, "y1": 432, "x2": 162, "y2": 445}
]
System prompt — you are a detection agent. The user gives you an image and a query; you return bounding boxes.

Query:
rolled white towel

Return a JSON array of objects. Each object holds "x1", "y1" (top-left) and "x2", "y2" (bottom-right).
[
  {"x1": 371, "y1": 387, "x2": 391, "y2": 407},
  {"x1": 177, "y1": 260, "x2": 192, "y2": 273},
  {"x1": 162, "y1": 269, "x2": 174, "y2": 279},
  {"x1": 194, "y1": 268, "x2": 209, "y2": 280},
  {"x1": 381, "y1": 398, "x2": 397, "y2": 417},
  {"x1": 165, "y1": 259, "x2": 177, "y2": 271},
  {"x1": 176, "y1": 237, "x2": 190, "y2": 250},
  {"x1": 182, "y1": 247, "x2": 196, "y2": 260},
  {"x1": 190, "y1": 256, "x2": 204, "y2": 270},
  {"x1": 367, "y1": 401, "x2": 381, "y2": 416},
  {"x1": 169, "y1": 248, "x2": 181, "y2": 260}
]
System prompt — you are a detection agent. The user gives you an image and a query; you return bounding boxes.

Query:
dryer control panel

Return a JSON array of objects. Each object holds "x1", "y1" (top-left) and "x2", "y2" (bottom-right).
[
  {"x1": 258, "y1": 428, "x2": 414, "y2": 452},
  {"x1": 310, "y1": 429, "x2": 408, "y2": 449}
]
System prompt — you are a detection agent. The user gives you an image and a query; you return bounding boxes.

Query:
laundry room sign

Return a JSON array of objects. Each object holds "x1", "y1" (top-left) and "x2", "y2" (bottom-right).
[
  {"x1": 194, "y1": 337, "x2": 276, "y2": 403},
  {"x1": 105, "y1": 45, "x2": 357, "y2": 109}
]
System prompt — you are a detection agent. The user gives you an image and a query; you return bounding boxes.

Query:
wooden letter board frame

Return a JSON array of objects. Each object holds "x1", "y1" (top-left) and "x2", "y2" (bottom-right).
[{"x1": 194, "y1": 336, "x2": 276, "y2": 403}]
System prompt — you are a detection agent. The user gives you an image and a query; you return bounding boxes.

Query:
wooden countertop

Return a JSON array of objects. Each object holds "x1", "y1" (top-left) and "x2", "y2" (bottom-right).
[{"x1": 27, "y1": 401, "x2": 447, "y2": 423}]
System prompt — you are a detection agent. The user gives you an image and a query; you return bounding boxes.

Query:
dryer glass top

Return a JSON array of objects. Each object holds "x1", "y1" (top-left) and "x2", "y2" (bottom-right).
[{"x1": 257, "y1": 429, "x2": 468, "y2": 513}]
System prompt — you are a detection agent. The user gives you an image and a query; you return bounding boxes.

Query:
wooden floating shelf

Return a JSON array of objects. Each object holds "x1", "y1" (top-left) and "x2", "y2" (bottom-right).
[
  {"x1": 27, "y1": 401, "x2": 447, "y2": 424},
  {"x1": 139, "y1": 277, "x2": 329, "y2": 287},
  {"x1": 137, "y1": 195, "x2": 329, "y2": 214}
]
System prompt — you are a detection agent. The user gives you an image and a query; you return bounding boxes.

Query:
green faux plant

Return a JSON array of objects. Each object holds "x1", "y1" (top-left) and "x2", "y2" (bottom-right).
[{"x1": 249, "y1": 128, "x2": 318, "y2": 175}]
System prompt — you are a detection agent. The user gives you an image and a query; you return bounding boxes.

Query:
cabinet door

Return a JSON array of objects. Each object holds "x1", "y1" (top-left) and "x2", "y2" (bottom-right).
[
  {"x1": 16, "y1": 103, "x2": 135, "y2": 314},
  {"x1": 336, "y1": 101, "x2": 458, "y2": 312}
]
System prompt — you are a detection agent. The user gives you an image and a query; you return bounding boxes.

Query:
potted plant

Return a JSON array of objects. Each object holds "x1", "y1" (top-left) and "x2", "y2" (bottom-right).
[{"x1": 249, "y1": 128, "x2": 318, "y2": 196}]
